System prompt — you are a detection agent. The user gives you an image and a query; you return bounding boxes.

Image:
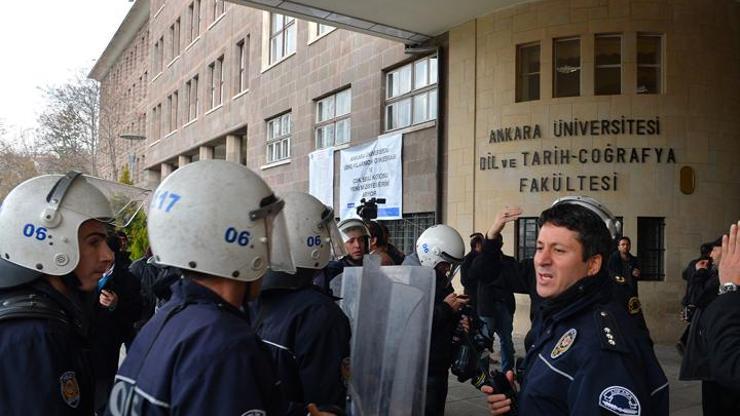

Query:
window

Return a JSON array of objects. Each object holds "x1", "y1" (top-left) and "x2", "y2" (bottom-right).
[
  {"x1": 315, "y1": 89, "x2": 351, "y2": 149},
  {"x1": 515, "y1": 217, "x2": 540, "y2": 260},
  {"x1": 235, "y1": 37, "x2": 249, "y2": 94},
  {"x1": 637, "y1": 34, "x2": 662, "y2": 94},
  {"x1": 153, "y1": 36, "x2": 164, "y2": 74},
  {"x1": 516, "y1": 43, "x2": 540, "y2": 102},
  {"x1": 211, "y1": 0, "x2": 225, "y2": 24},
  {"x1": 171, "y1": 91, "x2": 178, "y2": 130},
  {"x1": 385, "y1": 55, "x2": 437, "y2": 131},
  {"x1": 208, "y1": 56, "x2": 224, "y2": 109},
  {"x1": 269, "y1": 13, "x2": 296, "y2": 64},
  {"x1": 637, "y1": 217, "x2": 665, "y2": 280},
  {"x1": 553, "y1": 37, "x2": 581, "y2": 97},
  {"x1": 316, "y1": 23, "x2": 334, "y2": 37},
  {"x1": 152, "y1": 103, "x2": 162, "y2": 140},
  {"x1": 380, "y1": 212, "x2": 436, "y2": 256},
  {"x1": 595, "y1": 34, "x2": 621, "y2": 95},
  {"x1": 188, "y1": 0, "x2": 201, "y2": 43},
  {"x1": 166, "y1": 94, "x2": 173, "y2": 133},
  {"x1": 185, "y1": 75, "x2": 199, "y2": 122},
  {"x1": 170, "y1": 18, "x2": 181, "y2": 61},
  {"x1": 266, "y1": 113, "x2": 291, "y2": 163}
]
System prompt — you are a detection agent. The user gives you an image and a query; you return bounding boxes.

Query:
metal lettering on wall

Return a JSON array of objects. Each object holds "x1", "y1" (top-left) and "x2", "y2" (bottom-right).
[{"x1": 483, "y1": 117, "x2": 676, "y2": 193}]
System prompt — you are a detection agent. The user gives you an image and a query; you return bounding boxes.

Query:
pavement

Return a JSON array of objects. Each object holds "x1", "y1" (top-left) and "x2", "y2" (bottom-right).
[{"x1": 444, "y1": 336, "x2": 702, "y2": 415}]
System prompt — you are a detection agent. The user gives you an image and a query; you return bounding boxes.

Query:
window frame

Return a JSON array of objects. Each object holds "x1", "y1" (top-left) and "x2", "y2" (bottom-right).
[
  {"x1": 553, "y1": 36, "x2": 581, "y2": 98},
  {"x1": 384, "y1": 55, "x2": 438, "y2": 132},
  {"x1": 170, "y1": 18, "x2": 181, "y2": 62},
  {"x1": 594, "y1": 34, "x2": 622, "y2": 95},
  {"x1": 636, "y1": 33, "x2": 663, "y2": 94},
  {"x1": 211, "y1": 0, "x2": 225, "y2": 25},
  {"x1": 269, "y1": 13, "x2": 296, "y2": 64},
  {"x1": 185, "y1": 74, "x2": 199, "y2": 122},
  {"x1": 208, "y1": 55, "x2": 224, "y2": 109},
  {"x1": 235, "y1": 37, "x2": 249, "y2": 94},
  {"x1": 266, "y1": 112, "x2": 292, "y2": 163},
  {"x1": 637, "y1": 217, "x2": 665, "y2": 281},
  {"x1": 314, "y1": 88, "x2": 351, "y2": 149},
  {"x1": 188, "y1": 0, "x2": 201, "y2": 43},
  {"x1": 516, "y1": 42, "x2": 541, "y2": 102}
]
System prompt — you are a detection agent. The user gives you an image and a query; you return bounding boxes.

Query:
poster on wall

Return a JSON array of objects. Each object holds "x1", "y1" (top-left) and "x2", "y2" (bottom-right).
[
  {"x1": 308, "y1": 147, "x2": 335, "y2": 207},
  {"x1": 339, "y1": 133, "x2": 403, "y2": 220}
]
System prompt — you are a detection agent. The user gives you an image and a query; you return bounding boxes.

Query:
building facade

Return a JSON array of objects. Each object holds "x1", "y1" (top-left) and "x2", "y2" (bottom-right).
[{"x1": 445, "y1": 0, "x2": 740, "y2": 342}]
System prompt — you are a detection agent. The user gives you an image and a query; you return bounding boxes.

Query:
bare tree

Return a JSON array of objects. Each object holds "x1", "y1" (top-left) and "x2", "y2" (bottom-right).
[
  {"x1": 35, "y1": 70, "x2": 100, "y2": 175},
  {"x1": 0, "y1": 123, "x2": 38, "y2": 201}
]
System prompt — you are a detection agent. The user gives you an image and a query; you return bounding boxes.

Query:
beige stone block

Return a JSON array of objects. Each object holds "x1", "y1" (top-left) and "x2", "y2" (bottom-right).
[
  {"x1": 513, "y1": 11, "x2": 539, "y2": 32},
  {"x1": 631, "y1": 1, "x2": 671, "y2": 21}
]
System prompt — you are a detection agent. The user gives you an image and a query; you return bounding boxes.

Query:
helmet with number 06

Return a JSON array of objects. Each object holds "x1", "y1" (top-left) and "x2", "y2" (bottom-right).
[
  {"x1": 280, "y1": 192, "x2": 346, "y2": 270},
  {"x1": 0, "y1": 172, "x2": 150, "y2": 289},
  {"x1": 415, "y1": 224, "x2": 465, "y2": 269},
  {"x1": 147, "y1": 160, "x2": 294, "y2": 282}
]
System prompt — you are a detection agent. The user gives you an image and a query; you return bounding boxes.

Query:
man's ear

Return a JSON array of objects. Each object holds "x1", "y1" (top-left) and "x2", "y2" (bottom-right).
[{"x1": 586, "y1": 254, "x2": 603, "y2": 276}]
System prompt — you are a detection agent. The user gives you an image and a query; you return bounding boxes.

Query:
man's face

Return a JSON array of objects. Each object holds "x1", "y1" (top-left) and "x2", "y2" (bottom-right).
[
  {"x1": 710, "y1": 246, "x2": 722, "y2": 263},
  {"x1": 73, "y1": 220, "x2": 114, "y2": 292},
  {"x1": 618, "y1": 239, "x2": 631, "y2": 255},
  {"x1": 343, "y1": 229, "x2": 367, "y2": 261},
  {"x1": 534, "y1": 223, "x2": 601, "y2": 299}
]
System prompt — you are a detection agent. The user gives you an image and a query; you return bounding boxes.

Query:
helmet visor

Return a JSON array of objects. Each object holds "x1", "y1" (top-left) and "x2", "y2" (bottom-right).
[
  {"x1": 319, "y1": 207, "x2": 347, "y2": 259},
  {"x1": 439, "y1": 251, "x2": 464, "y2": 265},
  {"x1": 51, "y1": 174, "x2": 151, "y2": 228},
  {"x1": 251, "y1": 196, "x2": 296, "y2": 274}
]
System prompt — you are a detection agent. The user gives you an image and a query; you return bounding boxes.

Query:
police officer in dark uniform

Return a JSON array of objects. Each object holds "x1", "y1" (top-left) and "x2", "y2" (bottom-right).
[
  {"x1": 106, "y1": 161, "x2": 292, "y2": 415},
  {"x1": 483, "y1": 196, "x2": 668, "y2": 416},
  {"x1": 253, "y1": 192, "x2": 351, "y2": 415},
  {"x1": 314, "y1": 217, "x2": 369, "y2": 296},
  {"x1": 0, "y1": 172, "x2": 148, "y2": 414}
]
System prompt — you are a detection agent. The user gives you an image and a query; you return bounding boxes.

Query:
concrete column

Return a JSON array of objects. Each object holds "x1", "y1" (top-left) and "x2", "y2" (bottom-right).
[
  {"x1": 160, "y1": 162, "x2": 173, "y2": 179},
  {"x1": 225, "y1": 134, "x2": 242, "y2": 163},
  {"x1": 178, "y1": 155, "x2": 191, "y2": 167},
  {"x1": 199, "y1": 146, "x2": 214, "y2": 160},
  {"x1": 144, "y1": 168, "x2": 162, "y2": 189}
]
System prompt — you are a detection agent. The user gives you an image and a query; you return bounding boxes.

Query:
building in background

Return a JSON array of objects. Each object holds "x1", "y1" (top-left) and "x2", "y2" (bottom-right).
[{"x1": 94, "y1": 0, "x2": 740, "y2": 343}]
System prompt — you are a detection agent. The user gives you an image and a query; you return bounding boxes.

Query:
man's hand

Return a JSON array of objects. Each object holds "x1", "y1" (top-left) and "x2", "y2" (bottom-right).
[
  {"x1": 306, "y1": 403, "x2": 338, "y2": 416},
  {"x1": 632, "y1": 268, "x2": 640, "y2": 278},
  {"x1": 696, "y1": 259, "x2": 710, "y2": 271},
  {"x1": 99, "y1": 289, "x2": 119, "y2": 310},
  {"x1": 480, "y1": 370, "x2": 516, "y2": 415},
  {"x1": 458, "y1": 315, "x2": 471, "y2": 333},
  {"x1": 487, "y1": 207, "x2": 523, "y2": 240},
  {"x1": 719, "y1": 221, "x2": 740, "y2": 285},
  {"x1": 444, "y1": 293, "x2": 469, "y2": 312}
]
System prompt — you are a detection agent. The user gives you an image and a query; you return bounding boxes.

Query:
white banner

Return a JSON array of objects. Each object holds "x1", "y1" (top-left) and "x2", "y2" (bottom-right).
[
  {"x1": 339, "y1": 133, "x2": 402, "y2": 220},
  {"x1": 308, "y1": 147, "x2": 335, "y2": 207}
]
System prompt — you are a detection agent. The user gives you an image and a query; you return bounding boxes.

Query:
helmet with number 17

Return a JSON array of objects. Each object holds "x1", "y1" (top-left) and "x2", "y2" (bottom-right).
[{"x1": 147, "y1": 160, "x2": 295, "y2": 282}]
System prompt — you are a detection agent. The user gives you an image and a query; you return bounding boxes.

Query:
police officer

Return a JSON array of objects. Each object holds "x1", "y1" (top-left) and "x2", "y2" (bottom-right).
[
  {"x1": 0, "y1": 172, "x2": 148, "y2": 414},
  {"x1": 253, "y1": 192, "x2": 351, "y2": 415},
  {"x1": 414, "y1": 224, "x2": 470, "y2": 416},
  {"x1": 483, "y1": 197, "x2": 668, "y2": 416},
  {"x1": 106, "y1": 160, "x2": 291, "y2": 415},
  {"x1": 314, "y1": 217, "x2": 370, "y2": 295}
]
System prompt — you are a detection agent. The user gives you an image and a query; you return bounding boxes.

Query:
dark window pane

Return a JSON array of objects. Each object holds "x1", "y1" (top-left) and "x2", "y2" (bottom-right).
[
  {"x1": 637, "y1": 36, "x2": 661, "y2": 65},
  {"x1": 516, "y1": 44, "x2": 540, "y2": 102},
  {"x1": 637, "y1": 67, "x2": 660, "y2": 94},
  {"x1": 596, "y1": 67, "x2": 621, "y2": 95},
  {"x1": 595, "y1": 36, "x2": 621, "y2": 66},
  {"x1": 554, "y1": 38, "x2": 581, "y2": 97},
  {"x1": 637, "y1": 217, "x2": 665, "y2": 281},
  {"x1": 516, "y1": 217, "x2": 540, "y2": 261}
]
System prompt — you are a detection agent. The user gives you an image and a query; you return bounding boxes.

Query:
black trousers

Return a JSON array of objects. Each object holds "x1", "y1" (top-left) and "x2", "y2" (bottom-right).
[
  {"x1": 425, "y1": 372, "x2": 449, "y2": 416},
  {"x1": 702, "y1": 380, "x2": 740, "y2": 415}
]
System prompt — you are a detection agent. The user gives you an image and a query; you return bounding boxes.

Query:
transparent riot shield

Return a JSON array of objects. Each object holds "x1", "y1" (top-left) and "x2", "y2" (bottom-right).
[{"x1": 347, "y1": 256, "x2": 435, "y2": 416}]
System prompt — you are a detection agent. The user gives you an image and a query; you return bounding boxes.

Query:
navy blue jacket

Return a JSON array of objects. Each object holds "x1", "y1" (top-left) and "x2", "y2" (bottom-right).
[
  {"x1": 253, "y1": 271, "x2": 351, "y2": 415},
  {"x1": 0, "y1": 278, "x2": 94, "y2": 415},
  {"x1": 517, "y1": 272, "x2": 668, "y2": 416},
  {"x1": 106, "y1": 278, "x2": 285, "y2": 415}
]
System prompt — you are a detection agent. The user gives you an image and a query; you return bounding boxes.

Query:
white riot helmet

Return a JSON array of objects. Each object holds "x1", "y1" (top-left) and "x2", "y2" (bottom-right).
[
  {"x1": 147, "y1": 160, "x2": 294, "y2": 282},
  {"x1": 280, "y1": 192, "x2": 346, "y2": 270},
  {"x1": 0, "y1": 172, "x2": 150, "y2": 288},
  {"x1": 551, "y1": 196, "x2": 622, "y2": 239},
  {"x1": 337, "y1": 217, "x2": 370, "y2": 243},
  {"x1": 415, "y1": 224, "x2": 465, "y2": 268}
]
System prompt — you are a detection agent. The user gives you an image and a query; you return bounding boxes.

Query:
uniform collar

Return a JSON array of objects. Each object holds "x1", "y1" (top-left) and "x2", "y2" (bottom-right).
[
  {"x1": 171, "y1": 278, "x2": 247, "y2": 319},
  {"x1": 540, "y1": 271, "x2": 611, "y2": 323}
]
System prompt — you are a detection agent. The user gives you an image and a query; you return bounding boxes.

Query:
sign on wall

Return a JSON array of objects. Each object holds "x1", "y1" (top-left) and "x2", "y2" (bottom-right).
[
  {"x1": 308, "y1": 147, "x2": 335, "y2": 207},
  {"x1": 339, "y1": 133, "x2": 403, "y2": 220}
]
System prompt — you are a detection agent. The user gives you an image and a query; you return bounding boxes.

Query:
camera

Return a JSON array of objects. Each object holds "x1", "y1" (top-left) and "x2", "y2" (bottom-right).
[{"x1": 356, "y1": 197, "x2": 386, "y2": 221}]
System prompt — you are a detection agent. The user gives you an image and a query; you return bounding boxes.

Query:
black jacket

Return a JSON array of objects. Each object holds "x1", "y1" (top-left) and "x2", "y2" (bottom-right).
[
  {"x1": 429, "y1": 276, "x2": 457, "y2": 376},
  {"x1": 680, "y1": 267, "x2": 719, "y2": 381},
  {"x1": 606, "y1": 251, "x2": 640, "y2": 296},
  {"x1": 460, "y1": 250, "x2": 480, "y2": 311}
]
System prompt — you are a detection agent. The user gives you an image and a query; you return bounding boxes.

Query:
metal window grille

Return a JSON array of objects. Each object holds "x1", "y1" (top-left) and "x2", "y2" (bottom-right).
[
  {"x1": 379, "y1": 212, "x2": 436, "y2": 256},
  {"x1": 637, "y1": 217, "x2": 665, "y2": 281},
  {"x1": 515, "y1": 217, "x2": 539, "y2": 261}
]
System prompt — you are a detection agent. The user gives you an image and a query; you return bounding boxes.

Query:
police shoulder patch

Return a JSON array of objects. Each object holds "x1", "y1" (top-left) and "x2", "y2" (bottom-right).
[
  {"x1": 550, "y1": 328, "x2": 577, "y2": 359},
  {"x1": 59, "y1": 371, "x2": 80, "y2": 408},
  {"x1": 598, "y1": 385, "x2": 641, "y2": 416},
  {"x1": 627, "y1": 297, "x2": 641, "y2": 315}
]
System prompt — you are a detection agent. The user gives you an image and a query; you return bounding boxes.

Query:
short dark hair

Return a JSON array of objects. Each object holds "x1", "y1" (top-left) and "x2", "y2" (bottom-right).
[
  {"x1": 619, "y1": 236, "x2": 631, "y2": 245},
  {"x1": 538, "y1": 204, "x2": 612, "y2": 262},
  {"x1": 469, "y1": 232, "x2": 484, "y2": 249},
  {"x1": 365, "y1": 221, "x2": 388, "y2": 247}
]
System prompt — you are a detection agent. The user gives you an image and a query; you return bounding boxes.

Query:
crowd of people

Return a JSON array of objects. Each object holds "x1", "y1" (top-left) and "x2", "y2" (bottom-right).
[{"x1": 0, "y1": 162, "x2": 738, "y2": 415}]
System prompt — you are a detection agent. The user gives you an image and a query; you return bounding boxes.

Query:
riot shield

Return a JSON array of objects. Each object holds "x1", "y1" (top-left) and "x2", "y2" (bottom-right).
[{"x1": 347, "y1": 256, "x2": 435, "y2": 416}]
